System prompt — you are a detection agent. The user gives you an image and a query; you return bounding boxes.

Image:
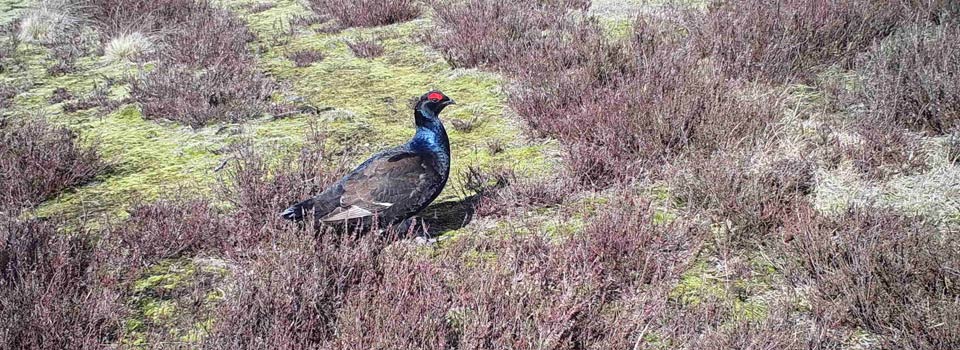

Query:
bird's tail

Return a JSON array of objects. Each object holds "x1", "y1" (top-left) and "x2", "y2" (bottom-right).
[{"x1": 280, "y1": 198, "x2": 314, "y2": 221}]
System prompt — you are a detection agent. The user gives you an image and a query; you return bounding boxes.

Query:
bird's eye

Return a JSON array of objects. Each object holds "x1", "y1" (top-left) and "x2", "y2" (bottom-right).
[{"x1": 427, "y1": 92, "x2": 444, "y2": 102}]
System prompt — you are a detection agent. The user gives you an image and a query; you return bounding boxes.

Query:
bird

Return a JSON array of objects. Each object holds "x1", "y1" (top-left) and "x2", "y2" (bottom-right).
[{"x1": 280, "y1": 90, "x2": 455, "y2": 233}]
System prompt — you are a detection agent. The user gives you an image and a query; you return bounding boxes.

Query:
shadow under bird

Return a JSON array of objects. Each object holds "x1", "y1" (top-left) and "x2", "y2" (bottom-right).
[{"x1": 280, "y1": 91, "x2": 455, "y2": 232}]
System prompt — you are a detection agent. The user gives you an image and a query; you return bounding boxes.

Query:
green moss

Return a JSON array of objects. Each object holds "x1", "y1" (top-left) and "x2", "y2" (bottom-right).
[
  {"x1": 461, "y1": 249, "x2": 498, "y2": 269},
  {"x1": 141, "y1": 299, "x2": 177, "y2": 324},
  {"x1": 123, "y1": 258, "x2": 229, "y2": 346},
  {"x1": 541, "y1": 217, "x2": 585, "y2": 239},
  {"x1": 670, "y1": 259, "x2": 727, "y2": 306},
  {"x1": 34, "y1": 104, "x2": 230, "y2": 221},
  {"x1": 732, "y1": 300, "x2": 768, "y2": 321},
  {"x1": 133, "y1": 259, "x2": 198, "y2": 294},
  {"x1": 669, "y1": 256, "x2": 773, "y2": 322},
  {"x1": 599, "y1": 17, "x2": 635, "y2": 38},
  {"x1": 652, "y1": 210, "x2": 675, "y2": 225},
  {"x1": 180, "y1": 319, "x2": 214, "y2": 343},
  {"x1": 121, "y1": 319, "x2": 147, "y2": 346}
]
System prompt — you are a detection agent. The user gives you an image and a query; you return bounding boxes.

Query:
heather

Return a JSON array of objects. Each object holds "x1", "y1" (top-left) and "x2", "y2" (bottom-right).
[
  {"x1": 1, "y1": 0, "x2": 958, "y2": 348},
  {"x1": 0, "y1": 215, "x2": 123, "y2": 348},
  {"x1": 84, "y1": 0, "x2": 278, "y2": 127},
  {"x1": 306, "y1": 0, "x2": 420, "y2": 28},
  {"x1": 688, "y1": 0, "x2": 959, "y2": 81},
  {"x1": 0, "y1": 118, "x2": 105, "y2": 212},
  {"x1": 846, "y1": 22, "x2": 960, "y2": 134}
]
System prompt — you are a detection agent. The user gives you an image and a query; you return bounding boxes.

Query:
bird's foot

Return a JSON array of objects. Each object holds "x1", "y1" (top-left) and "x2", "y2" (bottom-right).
[{"x1": 414, "y1": 236, "x2": 439, "y2": 245}]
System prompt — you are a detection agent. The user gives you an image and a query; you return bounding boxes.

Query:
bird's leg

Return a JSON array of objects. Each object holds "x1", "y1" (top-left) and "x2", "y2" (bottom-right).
[
  {"x1": 395, "y1": 217, "x2": 415, "y2": 236},
  {"x1": 409, "y1": 217, "x2": 439, "y2": 245}
]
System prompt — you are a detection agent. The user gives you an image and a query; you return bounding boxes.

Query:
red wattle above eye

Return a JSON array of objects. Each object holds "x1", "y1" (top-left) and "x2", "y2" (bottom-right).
[{"x1": 428, "y1": 92, "x2": 443, "y2": 102}]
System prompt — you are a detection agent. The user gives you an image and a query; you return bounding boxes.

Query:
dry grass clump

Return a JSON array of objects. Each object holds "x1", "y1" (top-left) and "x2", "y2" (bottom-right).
[
  {"x1": 0, "y1": 118, "x2": 105, "y2": 212},
  {"x1": 102, "y1": 31, "x2": 152, "y2": 63},
  {"x1": 783, "y1": 208, "x2": 960, "y2": 348},
  {"x1": 306, "y1": 0, "x2": 420, "y2": 28},
  {"x1": 16, "y1": 0, "x2": 81, "y2": 44},
  {"x1": 15, "y1": 1, "x2": 93, "y2": 75}
]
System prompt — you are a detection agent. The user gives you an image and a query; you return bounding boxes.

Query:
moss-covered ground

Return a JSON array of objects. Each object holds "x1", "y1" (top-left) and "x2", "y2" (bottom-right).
[{"x1": 4, "y1": 0, "x2": 956, "y2": 346}]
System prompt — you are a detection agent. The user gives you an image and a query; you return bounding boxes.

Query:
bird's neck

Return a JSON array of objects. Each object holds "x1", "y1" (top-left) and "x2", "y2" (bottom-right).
[
  {"x1": 411, "y1": 108, "x2": 450, "y2": 151},
  {"x1": 410, "y1": 108, "x2": 451, "y2": 170}
]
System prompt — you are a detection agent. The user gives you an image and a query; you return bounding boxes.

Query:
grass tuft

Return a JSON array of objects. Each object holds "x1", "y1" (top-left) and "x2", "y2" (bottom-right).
[
  {"x1": 103, "y1": 32, "x2": 152, "y2": 63},
  {"x1": 16, "y1": 1, "x2": 78, "y2": 44}
]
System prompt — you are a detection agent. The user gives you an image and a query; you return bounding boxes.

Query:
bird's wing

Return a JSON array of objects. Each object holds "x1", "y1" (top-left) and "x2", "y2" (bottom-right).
[{"x1": 320, "y1": 151, "x2": 441, "y2": 223}]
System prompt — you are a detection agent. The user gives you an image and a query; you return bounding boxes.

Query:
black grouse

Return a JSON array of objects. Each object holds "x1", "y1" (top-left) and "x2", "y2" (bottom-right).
[{"x1": 280, "y1": 91, "x2": 455, "y2": 231}]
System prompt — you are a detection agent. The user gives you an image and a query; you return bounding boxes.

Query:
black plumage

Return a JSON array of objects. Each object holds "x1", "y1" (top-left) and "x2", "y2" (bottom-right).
[{"x1": 280, "y1": 91, "x2": 455, "y2": 231}]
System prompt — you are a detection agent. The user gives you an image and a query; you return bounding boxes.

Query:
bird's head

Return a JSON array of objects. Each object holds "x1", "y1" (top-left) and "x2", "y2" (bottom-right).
[{"x1": 416, "y1": 90, "x2": 456, "y2": 116}]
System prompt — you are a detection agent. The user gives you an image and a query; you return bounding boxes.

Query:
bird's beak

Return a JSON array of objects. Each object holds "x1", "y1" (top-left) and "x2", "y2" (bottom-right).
[{"x1": 443, "y1": 99, "x2": 456, "y2": 106}]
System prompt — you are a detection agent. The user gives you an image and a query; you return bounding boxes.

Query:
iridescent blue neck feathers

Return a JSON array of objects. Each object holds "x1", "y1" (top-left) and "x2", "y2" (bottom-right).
[
  {"x1": 410, "y1": 106, "x2": 451, "y2": 174},
  {"x1": 411, "y1": 106, "x2": 450, "y2": 154}
]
